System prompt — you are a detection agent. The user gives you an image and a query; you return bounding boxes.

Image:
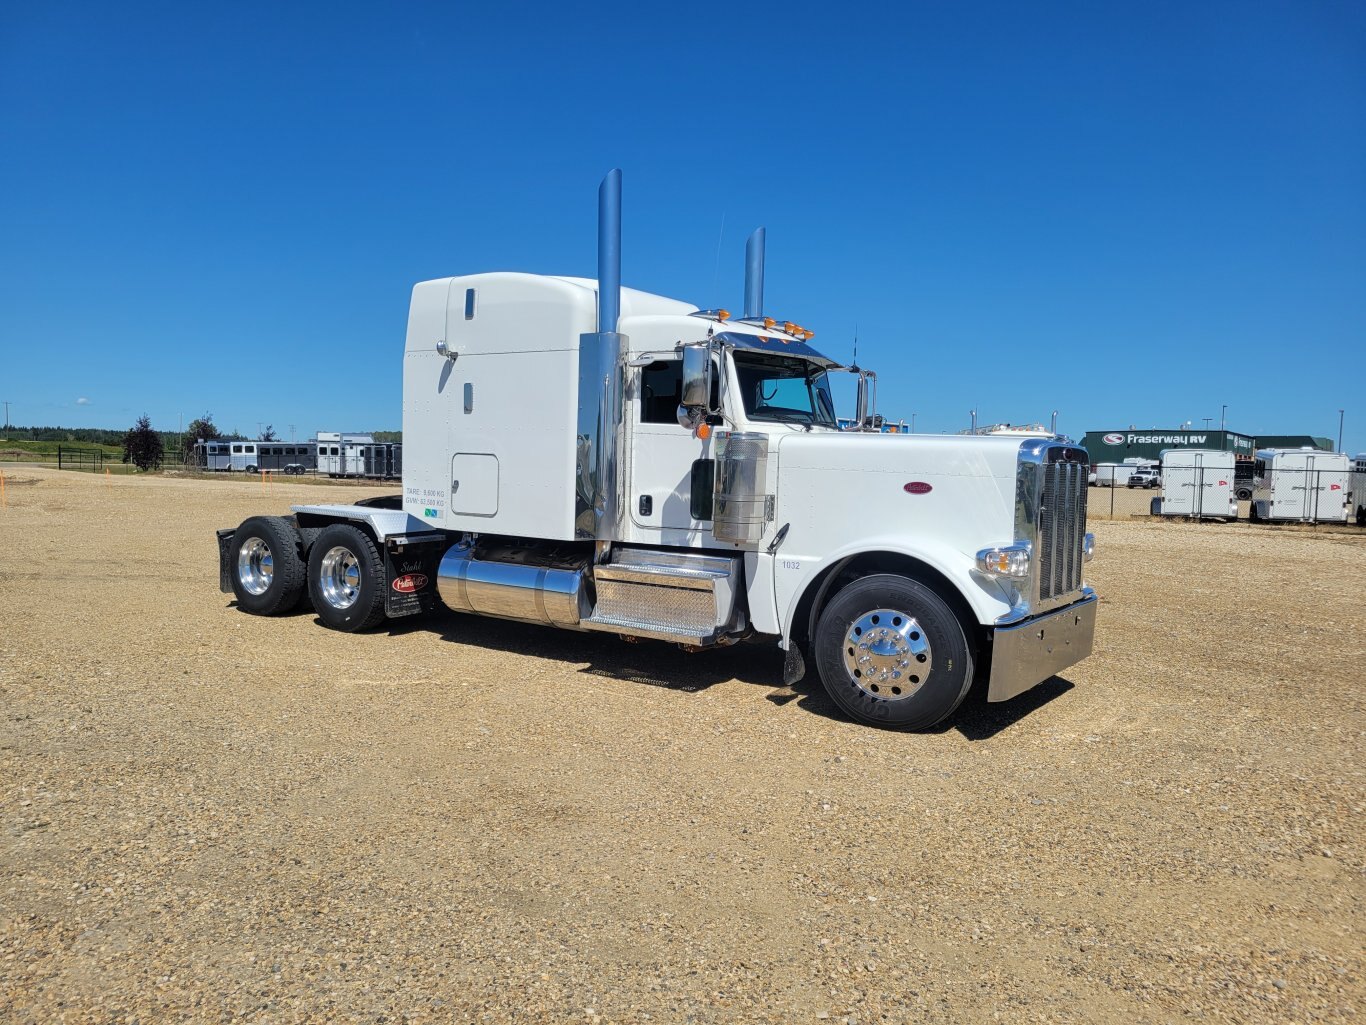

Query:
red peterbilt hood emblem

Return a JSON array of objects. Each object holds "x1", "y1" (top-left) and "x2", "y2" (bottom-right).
[
  {"x1": 903, "y1": 482, "x2": 933, "y2": 495},
  {"x1": 392, "y1": 573, "x2": 428, "y2": 594}
]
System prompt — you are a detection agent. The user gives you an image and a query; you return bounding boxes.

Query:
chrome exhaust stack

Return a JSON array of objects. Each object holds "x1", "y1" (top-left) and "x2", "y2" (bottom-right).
[
  {"x1": 575, "y1": 169, "x2": 627, "y2": 548},
  {"x1": 744, "y1": 227, "x2": 765, "y2": 319}
]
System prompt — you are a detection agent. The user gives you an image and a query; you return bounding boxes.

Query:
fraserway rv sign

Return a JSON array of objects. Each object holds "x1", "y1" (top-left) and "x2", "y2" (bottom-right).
[{"x1": 1104, "y1": 433, "x2": 1209, "y2": 446}]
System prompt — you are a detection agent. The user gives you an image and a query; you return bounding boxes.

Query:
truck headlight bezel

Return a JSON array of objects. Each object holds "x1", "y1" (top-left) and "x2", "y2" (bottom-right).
[{"x1": 975, "y1": 541, "x2": 1032, "y2": 579}]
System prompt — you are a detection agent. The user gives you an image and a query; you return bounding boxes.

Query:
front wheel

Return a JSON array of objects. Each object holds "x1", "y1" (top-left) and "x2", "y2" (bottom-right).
[
  {"x1": 306, "y1": 524, "x2": 387, "y2": 632},
  {"x1": 813, "y1": 574, "x2": 974, "y2": 730}
]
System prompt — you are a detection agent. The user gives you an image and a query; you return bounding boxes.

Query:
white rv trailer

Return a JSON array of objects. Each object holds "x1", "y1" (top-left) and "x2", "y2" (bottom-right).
[
  {"x1": 1154, "y1": 448, "x2": 1237, "y2": 520},
  {"x1": 1350, "y1": 453, "x2": 1366, "y2": 527},
  {"x1": 1250, "y1": 448, "x2": 1350, "y2": 523},
  {"x1": 215, "y1": 172, "x2": 1097, "y2": 731}
]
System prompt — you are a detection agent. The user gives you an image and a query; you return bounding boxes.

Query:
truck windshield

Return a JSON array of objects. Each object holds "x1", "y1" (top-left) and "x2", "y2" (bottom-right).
[{"x1": 733, "y1": 353, "x2": 838, "y2": 428}]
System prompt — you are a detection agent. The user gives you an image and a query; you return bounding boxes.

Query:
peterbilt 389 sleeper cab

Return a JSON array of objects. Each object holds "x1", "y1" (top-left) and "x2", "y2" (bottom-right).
[{"x1": 217, "y1": 171, "x2": 1096, "y2": 729}]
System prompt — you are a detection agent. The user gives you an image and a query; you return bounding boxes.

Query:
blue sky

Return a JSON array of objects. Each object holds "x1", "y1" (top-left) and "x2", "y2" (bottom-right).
[{"x1": 1, "y1": 1, "x2": 1363, "y2": 450}]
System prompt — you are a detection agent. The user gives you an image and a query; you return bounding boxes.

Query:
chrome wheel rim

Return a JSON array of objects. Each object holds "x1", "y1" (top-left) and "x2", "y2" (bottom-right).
[
  {"x1": 842, "y1": 609, "x2": 932, "y2": 701},
  {"x1": 237, "y1": 537, "x2": 273, "y2": 596},
  {"x1": 319, "y1": 546, "x2": 361, "y2": 609}
]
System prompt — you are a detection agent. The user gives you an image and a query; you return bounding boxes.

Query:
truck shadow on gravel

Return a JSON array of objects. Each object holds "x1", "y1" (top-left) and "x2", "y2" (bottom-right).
[
  {"x1": 777, "y1": 673, "x2": 1075, "y2": 740},
  {"x1": 389, "y1": 608, "x2": 1073, "y2": 738},
  {"x1": 412, "y1": 609, "x2": 786, "y2": 694}
]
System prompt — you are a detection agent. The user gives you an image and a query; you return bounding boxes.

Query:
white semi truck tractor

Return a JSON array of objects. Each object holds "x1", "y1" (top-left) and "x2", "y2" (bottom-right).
[{"x1": 217, "y1": 171, "x2": 1097, "y2": 729}]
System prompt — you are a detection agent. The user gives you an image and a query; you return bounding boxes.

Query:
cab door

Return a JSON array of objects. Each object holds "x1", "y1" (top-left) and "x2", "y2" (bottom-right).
[{"x1": 626, "y1": 358, "x2": 716, "y2": 544}]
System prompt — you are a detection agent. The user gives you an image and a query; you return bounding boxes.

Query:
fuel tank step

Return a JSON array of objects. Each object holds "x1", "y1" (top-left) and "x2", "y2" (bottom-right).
[{"x1": 581, "y1": 549, "x2": 742, "y2": 645}]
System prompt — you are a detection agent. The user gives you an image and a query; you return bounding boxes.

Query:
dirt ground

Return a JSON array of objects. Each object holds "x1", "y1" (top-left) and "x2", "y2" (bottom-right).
[{"x1": 1, "y1": 468, "x2": 1361, "y2": 1024}]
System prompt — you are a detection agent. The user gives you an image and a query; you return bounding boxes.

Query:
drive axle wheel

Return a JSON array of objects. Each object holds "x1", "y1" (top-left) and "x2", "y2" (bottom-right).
[
  {"x1": 814, "y1": 574, "x2": 974, "y2": 730},
  {"x1": 306, "y1": 524, "x2": 387, "y2": 632},
  {"x1": 228, "y1": 516, "x2": 307, "y2": 615}
]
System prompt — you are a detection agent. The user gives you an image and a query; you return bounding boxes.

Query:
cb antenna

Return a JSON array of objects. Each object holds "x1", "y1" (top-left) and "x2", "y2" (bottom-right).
[{"x1": 851, "y1": 323, "x2": 859, "y2": 371}]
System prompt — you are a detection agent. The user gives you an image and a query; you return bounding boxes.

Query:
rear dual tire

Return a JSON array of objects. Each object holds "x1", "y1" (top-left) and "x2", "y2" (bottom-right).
[
  {"x1": 306, "y1": 524, "x2": 387, "y2": 632},
  {"x1": 228, "y1": 516, "x2": 308, "y2": 615}
]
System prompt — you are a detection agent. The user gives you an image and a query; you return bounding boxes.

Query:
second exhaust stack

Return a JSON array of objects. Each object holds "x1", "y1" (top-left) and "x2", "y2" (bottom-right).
[{"x1": 744, "y1": 227, "x2": 765, "y2": 319}]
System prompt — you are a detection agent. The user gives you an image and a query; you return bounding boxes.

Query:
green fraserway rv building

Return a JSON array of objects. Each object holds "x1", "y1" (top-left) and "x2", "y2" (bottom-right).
[
  {"x1": 1082, "y1": 430, "x2": 1255, "y2": 464},
  {"x1": 1081, "y1": 430, "x2": 1332, "y2": 464}
]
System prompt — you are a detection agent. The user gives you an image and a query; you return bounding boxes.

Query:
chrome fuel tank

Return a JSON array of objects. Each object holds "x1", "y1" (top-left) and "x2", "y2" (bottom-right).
[{"x1": 437, "y1": 544, "x2": 589, "y2": 629}]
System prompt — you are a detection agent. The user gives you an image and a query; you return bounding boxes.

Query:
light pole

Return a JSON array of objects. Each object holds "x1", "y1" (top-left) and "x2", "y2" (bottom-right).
[
  {"x1": 911, "y1": 412, "x2": 916, "y2": 434},
  {"x1": 1220, "y1": 404, "x2": 1227, "y2": 432},
  {"x1": 1202, "y1": 418, "x2": 1212, "y2": 431},
  {"x1": 1339, "y1": 409, "x2": 1345, "y2": 453}
]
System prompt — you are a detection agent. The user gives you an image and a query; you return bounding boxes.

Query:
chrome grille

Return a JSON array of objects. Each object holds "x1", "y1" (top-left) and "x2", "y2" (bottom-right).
[{"x1": 1038, "y1": 460, "x2": 1087, "y2": 601}]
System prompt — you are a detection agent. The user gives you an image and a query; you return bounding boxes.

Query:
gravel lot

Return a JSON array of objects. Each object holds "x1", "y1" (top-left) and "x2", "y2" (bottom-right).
[{"x1": 2, "y1": 468, "x2": 1362, "y2": 1023}]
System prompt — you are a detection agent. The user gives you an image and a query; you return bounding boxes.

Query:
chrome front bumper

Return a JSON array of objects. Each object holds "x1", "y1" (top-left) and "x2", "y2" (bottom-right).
[{"x1": 987, "y1": 591, "x2": 1097, "y2": 702}]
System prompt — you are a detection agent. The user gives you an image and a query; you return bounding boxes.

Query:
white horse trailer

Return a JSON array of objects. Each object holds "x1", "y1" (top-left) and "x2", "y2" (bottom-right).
[
  {"x1": 1250, "y1": 449, "x2": 1350, "y2": 523},
  {"x1": 357, "y1": 442, "x2": 402, "y2": 479},
  {"x1": 195, "y1": 441, "x2": 234, "y2": 471},
  {"x1": 226, "y1": 442, "x2": 317, "y2": 474},
  {"x1": 1155, "y1": 449, "x2": 1237, "y2": 520},
  {"x1": 316, "y1": 432, "x2": 374, "y2": 477},
  {"x1": 1350, "y1": 454, "x2": 1366, "y2": 527}
]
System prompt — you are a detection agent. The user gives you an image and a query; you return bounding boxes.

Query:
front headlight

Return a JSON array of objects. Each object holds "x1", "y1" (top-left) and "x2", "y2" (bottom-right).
[
  {"x1": 1083, "y1": 533, "x2": 1095, "y2": 562},
  {"x1": 976, "y1": 542, "x2": 1031, "y2": 579}
]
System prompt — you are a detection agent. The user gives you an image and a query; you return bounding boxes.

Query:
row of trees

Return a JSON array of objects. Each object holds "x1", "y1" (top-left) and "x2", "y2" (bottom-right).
[
  {"x1": 4, "y1": 417, "x2": 400, "y2": 472},
  {"x1": 8, "y1": 421, "x2": 401, "y2": 448}
]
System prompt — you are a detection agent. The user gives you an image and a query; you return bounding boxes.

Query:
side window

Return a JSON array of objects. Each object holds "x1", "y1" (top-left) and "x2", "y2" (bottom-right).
[
  {"x1": 639, "y1": 359, "x2": 720, "y2": 423},
  {"x1": 640, "y1": 361, "x2": 683, "y2": 424},
  {"x1": 232, "y1": 444, "x2": 242, "y2": 454}
]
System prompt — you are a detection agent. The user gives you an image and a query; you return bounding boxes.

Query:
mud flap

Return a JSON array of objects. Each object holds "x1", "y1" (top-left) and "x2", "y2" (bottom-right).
[
  {"x1": 782, "y1": 641, "x2": 807, "y2": 686},
  {"x1": 216, "y1": 528, "x2": 236, "y2": 593},
  {"x1": 383, "y1": 539, "x2": 445, "y2": 618}
]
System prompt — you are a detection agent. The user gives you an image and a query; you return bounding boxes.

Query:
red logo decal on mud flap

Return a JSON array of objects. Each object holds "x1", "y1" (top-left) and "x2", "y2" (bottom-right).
[
  {"x1": 903, "y1": 482, "x2": 933, "y2": 495},
  {"x1": 392, "y1": 573, "x2": 428, "y2": 594}
]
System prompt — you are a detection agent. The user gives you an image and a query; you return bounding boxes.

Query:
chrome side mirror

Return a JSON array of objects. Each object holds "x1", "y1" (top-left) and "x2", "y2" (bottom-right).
[
  {"x1": 677, "y1": 343, "x2": 712, "y2": 429},
  {"x1": 680, "y1": 343, "x2": 710, "y2": 408}
]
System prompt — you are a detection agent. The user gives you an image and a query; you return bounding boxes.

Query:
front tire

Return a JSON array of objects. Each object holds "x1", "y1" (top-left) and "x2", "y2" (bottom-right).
[
  {"x1": 813, "y1": 574, "x2": 974, "y2": 730},
  {"x1": 228, "y1": 516, "x2": 307, "y2": 615},
  {"x1": 306, "y1": 524, "x2": 387, "y2": 632}
]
